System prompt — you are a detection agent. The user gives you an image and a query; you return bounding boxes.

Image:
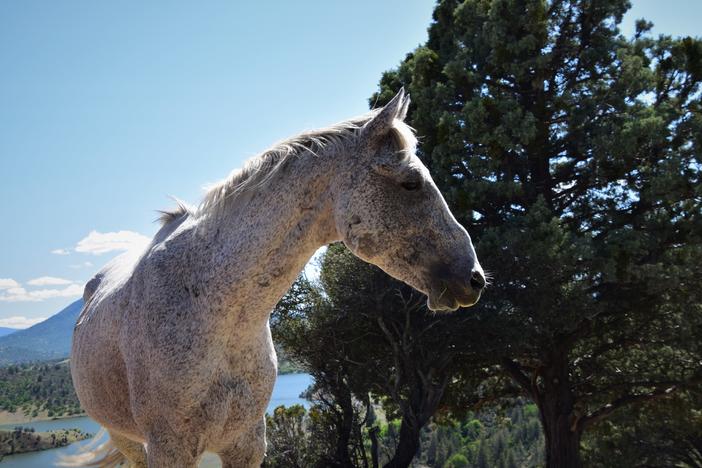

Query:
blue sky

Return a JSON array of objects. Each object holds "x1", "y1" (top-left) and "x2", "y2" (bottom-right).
[{"x1": 0, "y1": 1, "x2": 699, "y2": 328}]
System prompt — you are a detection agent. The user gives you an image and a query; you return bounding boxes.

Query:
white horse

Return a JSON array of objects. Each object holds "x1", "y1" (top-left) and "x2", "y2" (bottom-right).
[{"x1": 68, "y1": 89, "x2": 485, "y2": 467}]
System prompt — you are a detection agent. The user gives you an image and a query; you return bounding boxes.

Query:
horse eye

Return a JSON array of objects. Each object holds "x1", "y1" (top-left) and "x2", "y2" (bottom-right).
[{"x1": 400, "y1": 180, "x2": 422, "y2": 191}]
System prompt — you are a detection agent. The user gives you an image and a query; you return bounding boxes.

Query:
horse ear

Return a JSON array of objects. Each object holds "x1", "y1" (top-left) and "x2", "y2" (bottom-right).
[
  {"x1": 397, "y1": 94, "x2": 411, "y2": 121},
  {"x1": 363, "y1": 88, "x2": 406, "y2": 142}
]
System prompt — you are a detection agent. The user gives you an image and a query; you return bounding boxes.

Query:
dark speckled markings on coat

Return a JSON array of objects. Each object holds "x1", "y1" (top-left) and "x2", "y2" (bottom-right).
[{"x1": 67, "y1": 89, "x2": 485, "y2": 468}]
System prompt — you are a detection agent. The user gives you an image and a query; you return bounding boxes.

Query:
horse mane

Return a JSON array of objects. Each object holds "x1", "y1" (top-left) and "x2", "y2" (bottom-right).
[{"x1": 158, "y1": 112, "x2": 417, "y2": 226}]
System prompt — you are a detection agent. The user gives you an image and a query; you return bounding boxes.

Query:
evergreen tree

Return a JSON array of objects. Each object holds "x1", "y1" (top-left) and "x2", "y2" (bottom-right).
[
  {"x1": 583, "y1": 390, "x2": 702, "y2": 467},
  {"x1": 372, "y1": 0, "x2": 702, "y2": 466},
  {"x1": 504, "y1": 450, "x2": 518, "y2": 468},
  {"x1": 271, "y1": 276, "x2": 366, "y2": 468},
  {"x1": 273, "y1": 245, "x2": 495, "y2": 467},
  {"x1": 475, "y1": 438, "x2": 490, "y2": 468},
  {"x1": 444, "y1": 452, "x2": 470, "y2": 468}
]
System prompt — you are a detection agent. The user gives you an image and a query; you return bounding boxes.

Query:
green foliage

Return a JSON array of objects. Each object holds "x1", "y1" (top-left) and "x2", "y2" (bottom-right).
[
  {"x1": 444, "y1": 452, "x2": 469, "y2": 468},
  {"x1": 272, "y1": 242, "x2": 551, "y2": 466},
  {"x1": 263, "y1": 405, "x2": 320, "y2": 468},
  {"x1": 275, "y1": 346, "x2": 303, "y2": 375},
  {"x1": 0, "y1": 360, "x2": 82, "y2": 418},
  {"x1": 371, "y1": 0, "x2": 702, "y2": 465},
  {"x1": 417, "y1": 402, "x2": 544, "y2": 468},
  {"x1": 273, "y1": 243, "x2": 500, "y2": 466},
  {"x1": 264, "y1": 400, "x2": 545, "y2": 468},
  {"x1": 582, "y1": 390, "x2": 702, "y2": 467},
  {"x1": 264, "y1": 401, "x2": 374, "y2": 468}
]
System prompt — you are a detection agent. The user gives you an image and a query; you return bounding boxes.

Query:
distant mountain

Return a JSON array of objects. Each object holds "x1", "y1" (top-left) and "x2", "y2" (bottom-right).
[
  {"x1": 0, "y1": 327, "x2": 17, "y2": 337},
  {"x1": 0, "y1": 299, "x2": 83, "y2": 366}
]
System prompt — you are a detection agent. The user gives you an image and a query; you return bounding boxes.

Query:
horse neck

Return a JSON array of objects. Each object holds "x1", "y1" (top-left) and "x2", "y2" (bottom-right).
[{"x1": 197, "y1": 149, "x2": 341, "y2": 323}]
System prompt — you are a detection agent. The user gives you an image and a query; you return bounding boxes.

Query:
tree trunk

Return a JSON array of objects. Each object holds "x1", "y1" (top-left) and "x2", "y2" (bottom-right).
[
  {"x1": 369, "y1": 426, "x2": 380, "y2": 468},
  {"x1": 364, "y1": 395, "x2": 380, "y2": 468},
  {"x1": 333, "y1": 383, "x2": 356, "y2": 468},
  {"x1": 383, "y1": 415, "x2": 421, "y2": 468},
  {"x1": 541, "y1": 411, "x2": 583, "y2": 468},
  {"x1": 537, "y1": 362, "x2": 583, "y2": 468}
]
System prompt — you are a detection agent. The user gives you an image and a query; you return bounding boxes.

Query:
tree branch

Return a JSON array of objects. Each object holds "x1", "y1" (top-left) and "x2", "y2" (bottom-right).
[
  {"x1": 579, "y1": 385, "x2": 679, "y2": 432},
  {"x1": 500, "y1": 358, "x2": 534, "y2": 396}
]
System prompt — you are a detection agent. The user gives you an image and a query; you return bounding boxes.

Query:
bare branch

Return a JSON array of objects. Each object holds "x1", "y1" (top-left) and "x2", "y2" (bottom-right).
[{"x1": 579, "y1": 385, "x2": 679, "y2": 432}]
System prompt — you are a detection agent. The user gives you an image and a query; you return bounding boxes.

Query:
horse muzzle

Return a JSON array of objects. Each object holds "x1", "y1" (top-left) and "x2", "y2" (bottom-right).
[{"x1": 426, "y1": 265, "x2": 485, "y2": 312}]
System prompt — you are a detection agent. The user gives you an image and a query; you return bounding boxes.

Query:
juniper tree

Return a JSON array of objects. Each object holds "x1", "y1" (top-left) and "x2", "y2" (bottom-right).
[
  {"x1": 582, "y1": 390, "x2": 702, "y2": 467},
  {"x1": 372, "y1": 0, "x2": 702, "y2": 466},
  {"x1": 272, "y1": 244, "x2": 496, "y2": 468}
]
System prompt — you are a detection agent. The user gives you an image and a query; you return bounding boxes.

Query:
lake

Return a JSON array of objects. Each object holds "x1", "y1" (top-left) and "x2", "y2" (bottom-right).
[{"x1": 0, "y1": 373, "x2": 312, "y2": 467}]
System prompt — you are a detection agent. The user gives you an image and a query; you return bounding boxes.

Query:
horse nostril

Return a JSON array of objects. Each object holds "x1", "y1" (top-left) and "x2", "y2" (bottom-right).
[{"x1": 470, "y1": 270, "x2": 486, "y2": 291}]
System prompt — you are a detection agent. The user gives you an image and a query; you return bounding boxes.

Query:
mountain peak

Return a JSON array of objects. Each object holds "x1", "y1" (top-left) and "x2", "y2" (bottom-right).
[{"x1": 0, "y1": 299, "x2": 84, "y2": 366}]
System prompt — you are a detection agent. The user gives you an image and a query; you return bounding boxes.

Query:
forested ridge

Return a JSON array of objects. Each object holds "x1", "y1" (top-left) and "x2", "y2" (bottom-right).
[
  {"x1": 0, "y1": 360, "x2": 83, "y2": 419},
  {"x1": 265, "y1": 399, "x2": 545, "y2": 467}
]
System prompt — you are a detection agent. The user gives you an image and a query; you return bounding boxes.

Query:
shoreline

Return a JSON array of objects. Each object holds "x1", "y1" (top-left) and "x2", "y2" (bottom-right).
[
  {"x1": 0, "y1": 427, "x2": 91, "y2": 459},
  {"x1": 0, "y1": 410, "x2": 87, "y2": 427}
]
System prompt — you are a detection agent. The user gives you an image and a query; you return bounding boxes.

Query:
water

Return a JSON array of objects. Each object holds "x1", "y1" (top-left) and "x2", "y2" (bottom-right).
[
  {"x1": 0, "y1": 373, "x2": 312, "y2": 467},
  {"x1": 263, "y1": 373, "x2": 312, "y2": 413}
]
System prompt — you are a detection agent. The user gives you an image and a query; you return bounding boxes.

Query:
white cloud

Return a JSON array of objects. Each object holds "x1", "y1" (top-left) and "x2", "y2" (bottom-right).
[
  {"x1": 0, "y1": 316, "x2": 47, "y2": 329},
  {"x1": 51, "y1": 248, "x2": 70, "y2": 255},
  {"x1": 75, "y1": 230, "x2": 150, "y2": 255},
  {"x1": 0, "y1": 284, "x2": 83, "y2": 303},
  {"x1": 27, "y1": 276, "x2": 73, "y2": 286},
  {"x1": 0, "y1": 279, "x2": 20, "y2": 290},
  {"x1": 29, "y1": 284, "x2": 84, "y2": 300},
  {"x1": 0, "y1": 287, "x2": 38, "y2": 302}
]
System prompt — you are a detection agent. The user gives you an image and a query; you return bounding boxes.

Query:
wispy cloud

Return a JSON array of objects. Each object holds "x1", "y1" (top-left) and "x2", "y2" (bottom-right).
[
  {"x1": 0, "y1": 228, "x2": 146, "y2": 303},
  {"x1": 0, "y1": 277, "x2": 83, "y2": 302},
  {"x1": 27, "y1": 276, "x2": 73, "y2": 286},
  {"x1": 0, "y1": 279, "x2": 20, "y2": 290},
  {"x1": 75, "y1": 230, "x2": 150, "y2": 255},
  {"x1": 0, "y1": 286, "x2": 38, "y2": 302},
  {"x1": 27, "y1": 284, "x2": 83, "y2": 300},
  {"x1": 0, "y1": 284, "x2": 83, "y2": 302},
  {"x1": 0, "y1": 316, "x2": 47, "y2": 329}
]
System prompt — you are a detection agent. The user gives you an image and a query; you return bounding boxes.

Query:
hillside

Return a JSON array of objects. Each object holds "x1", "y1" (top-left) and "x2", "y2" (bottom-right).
[
  {"x1": 0, "y1": 359, "x2": 82, "y2": 419},
  {"x1": 0, "y1": 328, "x2": 17, "y2": 337},
  {"x1": 0, "y1": 300, "x2": 83, "y2": 366}
]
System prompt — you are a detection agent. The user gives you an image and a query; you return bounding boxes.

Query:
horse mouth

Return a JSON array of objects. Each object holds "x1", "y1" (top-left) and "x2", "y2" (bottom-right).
[{"x1": 426, "y1": 284, "x2": 481, "y2": 312}]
